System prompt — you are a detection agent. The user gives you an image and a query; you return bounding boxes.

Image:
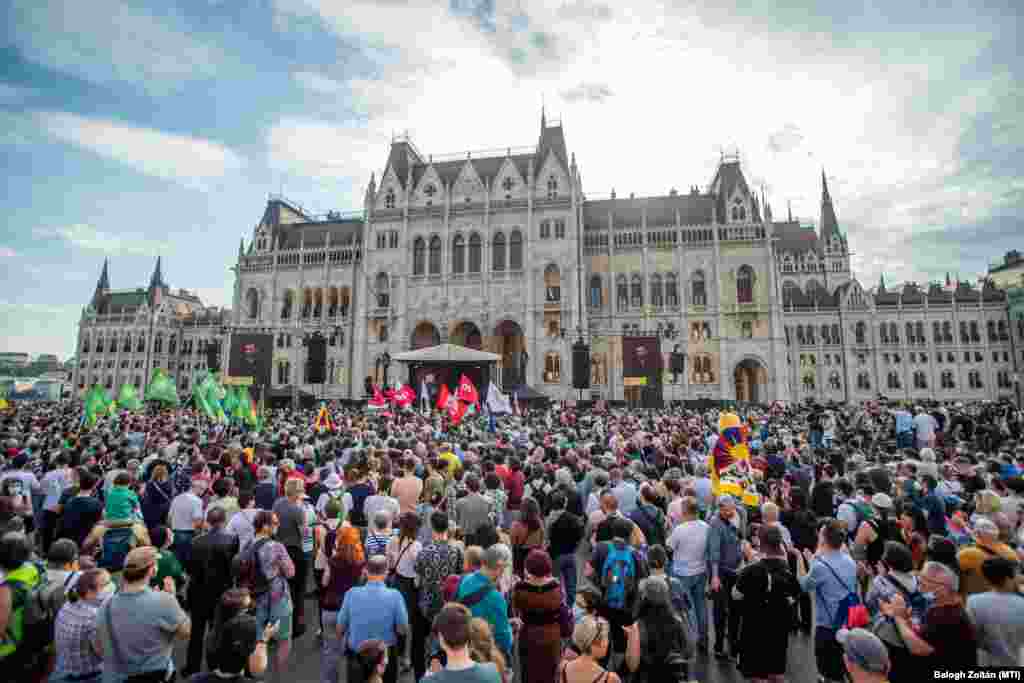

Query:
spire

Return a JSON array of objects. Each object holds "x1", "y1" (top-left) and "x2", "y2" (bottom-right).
[
  {"x1": 945, "y1": 271, "x2": 951, "y2": 287},
  {"x1": 239, "y1": 237, "x2": 245, "y2": 258},
  {"x1": 820, "y1": 169, "x2": 841, "y2": 241},
  {"x1": 96, "y1": 258, "x2": 110, "y2": 292},
  {"x1": 787, "y1": 200, "x2": 793, "y2": 222},
  {"x1": 149, "y1": 256, "x2": 164, "y2": 289},
  {"x1": 541, "y1": 102, "x2": 546, "y2": 130},
  {"x1": 879, "y1": 273, "x2": 886, "y2": 291}
]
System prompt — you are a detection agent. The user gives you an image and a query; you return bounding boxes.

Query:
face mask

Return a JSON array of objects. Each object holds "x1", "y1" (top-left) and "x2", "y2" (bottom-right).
[
  {"x1": 921, "y1": 592, "x2": 936, "y2": 601},
  {"x1": 572, "y1": 604, "x2": 587, "y2": 623}
]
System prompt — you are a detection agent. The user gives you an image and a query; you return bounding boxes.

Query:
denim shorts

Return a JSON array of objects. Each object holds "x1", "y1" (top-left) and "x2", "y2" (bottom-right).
[{"x1": 253, "y1": 593, "x2": 293, "y2": 641}]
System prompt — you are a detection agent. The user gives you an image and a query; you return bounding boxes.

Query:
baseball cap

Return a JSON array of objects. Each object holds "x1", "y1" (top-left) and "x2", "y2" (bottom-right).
[
  {"x1": 837, "y1": 628, "x2": 890, "y2": 674},
  {"x1": 871, "y1": 493, "x2": 893, "y2": 510}
]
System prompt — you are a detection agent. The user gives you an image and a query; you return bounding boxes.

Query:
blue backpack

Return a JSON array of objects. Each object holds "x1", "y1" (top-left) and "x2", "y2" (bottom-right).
[
  {"x1": 819, "y1": 558, "x2": 862, "y2": 631},
  {"x1": 601, "y1": 541, "x2": 636, "y2": 611}
]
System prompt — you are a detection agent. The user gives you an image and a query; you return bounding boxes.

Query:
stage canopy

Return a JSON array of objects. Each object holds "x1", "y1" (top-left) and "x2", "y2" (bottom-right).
[{"x1": 392, "y1": 343, "x2": 500, "y2": 364}]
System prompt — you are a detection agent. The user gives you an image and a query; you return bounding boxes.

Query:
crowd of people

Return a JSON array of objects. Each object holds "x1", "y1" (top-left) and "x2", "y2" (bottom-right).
[{"x1": 0, "y1": 395, "x2": 1022, "y2": 683}]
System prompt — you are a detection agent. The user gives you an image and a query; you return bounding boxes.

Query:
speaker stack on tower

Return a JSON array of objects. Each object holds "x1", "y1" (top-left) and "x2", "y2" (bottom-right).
[
  {"x1": 572, "y1": 340, "x2": 591, "y2": 390},
  {"x1": 206, "y1": 340, "x2": 221, "y2": 373},
  {"x1": 307, "y1": 334, "x2": 327, "y2": 385}
]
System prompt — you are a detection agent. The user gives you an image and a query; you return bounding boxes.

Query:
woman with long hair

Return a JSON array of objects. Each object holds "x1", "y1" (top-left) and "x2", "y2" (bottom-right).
[
  {"x1": 509, "y1": 497, "x2": 545, "y2": 576},
  {"x1": 469, "y1": 618, "x2": 508, "y2": 682},
  {"x1": 899, "y1": 504, "x2": 930, "y2": 570},
  {"x1": 560, "y1": 616, "x2": 621, "y2": 683},
  {"x1": 386, "y1": 511, "x2": 421, "y2": 670},
  {"x1": 320, "y1": 526, "x2": 366, "y2": 683},
  {"x1": 625, "y1": 577, "x2": 690, "y2": 683},
  {"x1": 140, "y1": 463, "x2": 173, "y2": 534}
]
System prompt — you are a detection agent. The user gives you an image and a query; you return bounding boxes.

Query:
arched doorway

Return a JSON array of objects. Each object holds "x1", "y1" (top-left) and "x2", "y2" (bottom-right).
[
  {"x1": 734, "y1": 358, "x2": 768, "y2": 403},
  {"x1": 494, "y1": 320, "x2": 526, "y2": 386},
  {"x1": 450, "y1": 321, "x2": 482, "y2": 349},
  {"x1": 410, "y1": 321, "x2": 440, "y2": 350}
]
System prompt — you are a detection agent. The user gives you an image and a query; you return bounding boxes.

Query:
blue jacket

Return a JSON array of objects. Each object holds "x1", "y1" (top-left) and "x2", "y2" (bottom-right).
[{"x1": 455, "y1": 571, "x2": 512, "y2": 655}]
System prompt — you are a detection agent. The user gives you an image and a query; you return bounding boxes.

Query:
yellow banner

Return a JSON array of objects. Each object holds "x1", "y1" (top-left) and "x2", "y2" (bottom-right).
[{"x1": 223, "y1": 376, "x2": 254, "y2": 386}]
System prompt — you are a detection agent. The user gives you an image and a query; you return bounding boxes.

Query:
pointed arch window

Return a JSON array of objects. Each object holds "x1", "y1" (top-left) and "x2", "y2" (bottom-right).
[
  {"x1": 630, "y1": 274, "x2": 643, "y2": 308},
  {"x1": 96, "y1": 336, "x2": 104, "y2": 353},
  {"x1": 492, "y1": 232, "x2": 506, "y2": 271},
  {"x1": 429, "y1": 235, "x2": 442, "y2": 274},
  {"x1": 666, "y1": 273, "x2": 679, "y2": 307},
  {"x1": 546, "y1": 175, "x2": 558, "y2": 199},
  {"x1": 616, "y1": 275, "x2": 628, "y2": 310},
  {"x1": 413, "y1": 237, "x2": 426, "y2": 275},
  {"x1": 154, "y1": 334, "x2": 163, "y2": 354},
  {"x1": 137, "y1": 335, "x2": 146, "y2": 353},
  {"x1": 452, "y1": 234, "x2": 466, "y2": 273},
  {"x1": 375, "y1": 272, "x2": 390, "y2": 308},
  {"x1": 468, "y1": 233, "x2": 482, "y2": 273},
  {"x1": 168, "y1": 336, "x2": 177, "y2": 355},
  {"x1": 384, "y1": 188, "x2": 396, "y2": 209},
  {"x1": 831, "y1": 324, "x2": 841, "y2": 345},
  {"x1": 82, "y1": 336, "x2": 90, "y2": 353},
  {"x1": 650, "y1": 274, "x2": 664, "y2": 307},
  {"x1": 544, "y1": 264, "x2": 561, "y2": 302},
  {"x1": 692, "y1": 271, "x2": 706, "y2": 306},
  {"x1": 589, "y1": 275, "x2": 603, "y2": 308},
  {"x1": 509, "y1": 230, "x2": 523, "y2": 270},
  {"x1": 540, "y1": 220, "x2": 551, "y2": 239},
  {"x1": 736, "y1": 265, "x2": 754, "y2": 304},
  {"x1": 855, "y1": 322, "x2": 866, "y2": 345},
  {"x1": 123, "y1": 334, "x2": 131, "y2": 353},
  {"x1": 424, "y1": 183, "x2": 436, "y2": 206},
  {"x1": 554, "y1": 219, "x2": 565, "y2": 239},
  {"x1": 889, "y1": 322, "x2": 899, "y2": 344}
]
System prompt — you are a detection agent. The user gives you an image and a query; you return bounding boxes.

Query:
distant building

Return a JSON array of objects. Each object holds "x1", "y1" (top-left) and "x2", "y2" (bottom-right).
[
  {"x1": 988, "y1": 250, "x2": 1024, "y2": 290},
  {"x1": 230, "y1": 112, "x2": 1017, "y2": 403},
  {"x1": 35, "y1": 354, "x2": 61, "y2": 372},
  {"x1": 0, "y1": 352, "x2": 31, "y2": 368},
  {"x1": 71, "y1": 257, "x2": 231, "y2": 394}
]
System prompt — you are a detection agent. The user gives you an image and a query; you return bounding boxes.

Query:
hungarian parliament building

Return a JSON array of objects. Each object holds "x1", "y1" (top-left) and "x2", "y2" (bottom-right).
[{"x1": 72, "y1": 113, "x2": 1020, "y2": 404}]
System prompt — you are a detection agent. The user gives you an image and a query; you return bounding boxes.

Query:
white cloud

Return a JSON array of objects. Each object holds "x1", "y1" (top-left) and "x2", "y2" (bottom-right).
[
  {"x1": 0, "y1": 302, "x2": 82, "y2": 360},
  {"x1": 293, "y1": 71, "x2": 347, "y2": 95},
  {"x1": 267, "y1": 1, "x2": 1016, "y2": 288},
  {"x1": 8, "y1": 0, "x2": 228, "y2": 96},
  {"x1": 34, "y1": 112, "x2": 245, "y2": 189},
  {"x1": 32, "y1": 223, "x2": 173, "y2": 256}
]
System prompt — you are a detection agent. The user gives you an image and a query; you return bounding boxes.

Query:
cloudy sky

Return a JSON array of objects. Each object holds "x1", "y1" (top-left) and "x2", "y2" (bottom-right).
[{"x1": 2, "y1": 0, "x2": 1021, "y2": 361}]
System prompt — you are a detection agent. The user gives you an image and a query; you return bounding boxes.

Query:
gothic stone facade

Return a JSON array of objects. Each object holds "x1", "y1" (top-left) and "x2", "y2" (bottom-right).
[
  {"x1": 231, "y1": 115, "x2": 1016, "y2": 404},
  {"x1": 72, "y1": 258, "x2": 231, "y2": 395}
]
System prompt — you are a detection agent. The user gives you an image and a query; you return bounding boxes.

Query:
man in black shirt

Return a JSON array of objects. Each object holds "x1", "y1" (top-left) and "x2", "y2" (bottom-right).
[
  {"x1": 546, "y1": 491, "x2": 583, "y2": 607},
  {"x1": 57, "y1": 468, "x2": 103, "y2": 549}
]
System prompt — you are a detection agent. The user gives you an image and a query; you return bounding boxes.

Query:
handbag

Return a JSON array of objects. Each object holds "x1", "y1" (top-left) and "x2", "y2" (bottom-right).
[
  {"x1": 386, "y1": 539, "x2": 414, "y2": 589},
  {"x1": 103, "y1": 596, "x2": 176, "y2": 683}
]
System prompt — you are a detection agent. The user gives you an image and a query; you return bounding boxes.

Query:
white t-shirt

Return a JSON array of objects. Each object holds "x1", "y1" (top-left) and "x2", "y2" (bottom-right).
[
  {"x1": 168, "y1": 492, "x2": 204, "y2": 531},
  {"x1": 668, "y1": 519, "x2": 710, "y2": 577}
]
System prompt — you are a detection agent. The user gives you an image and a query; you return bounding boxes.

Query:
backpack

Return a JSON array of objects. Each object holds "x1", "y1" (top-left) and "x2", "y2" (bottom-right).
[
  {"x1": 233, "y1": 537, "x2": 272, "y2": 598},
  {"x1": 759, "y1": 562, "x2": 798, "y2": 624},
  {"x1": 818, "y1": 558, "x2": 864, "y2": 631},
  {"x1": 99, "y1": 526, "x2": 135, "y2": 572},
  {"x1": 600, "y1": 541, "x2": 637, "y2": 611},
  {"x1": 323, "y1": 525, "x2": 338, "y2": 560},
  {"x1": 455, "y1": 575, "x2": 493, "y2": 609},
  {"x1": 885, "y1": 575, "x2": 929, "y2": 624},
  {"x1": 1, "y1": 562, "x2": 55, "y2": 661},
  {"x1": 635, "y1": 505, "x2": 666, "y2": 549}
]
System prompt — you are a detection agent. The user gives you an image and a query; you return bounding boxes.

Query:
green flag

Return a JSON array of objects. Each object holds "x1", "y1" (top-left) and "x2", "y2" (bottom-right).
[
  {"x1": 145, "y1": 368, "x2": 180, "y2": 406},
  {"x1": 117, "y1": 383, "x2": 143, "y2": 411}
]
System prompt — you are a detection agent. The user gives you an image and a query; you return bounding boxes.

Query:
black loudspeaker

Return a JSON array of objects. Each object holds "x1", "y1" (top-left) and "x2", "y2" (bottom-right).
[
  {"x1": 572, "y1": 341, "x2": 590, "y2": 390},
  {"x1": 206, "y1": 340, "x2": 221, "y2": 373},
  {"x1": 670, "y1": 352, "x2": 685, "y2": 373},
  {"x1": 307, "y1": 335, "x2": 327, "y2": 384}
]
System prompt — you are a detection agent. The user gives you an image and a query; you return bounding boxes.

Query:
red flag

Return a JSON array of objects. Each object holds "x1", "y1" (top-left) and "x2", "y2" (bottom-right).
[
  {"x1": 448, "y1": 396, "x2": 468, "y2": 424},
  {"x1": 436, "y1": 383, "x2": 450, "y2": 410},
  {"x1": 456, "y1": 374, "x2": 479, "y2": 405},
  {"x1": 395, "y1": 385, "x2": 415, "y2": 408},
  {"x1": 368, "y1": 386, "x2": 386, "y2": 408}
]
